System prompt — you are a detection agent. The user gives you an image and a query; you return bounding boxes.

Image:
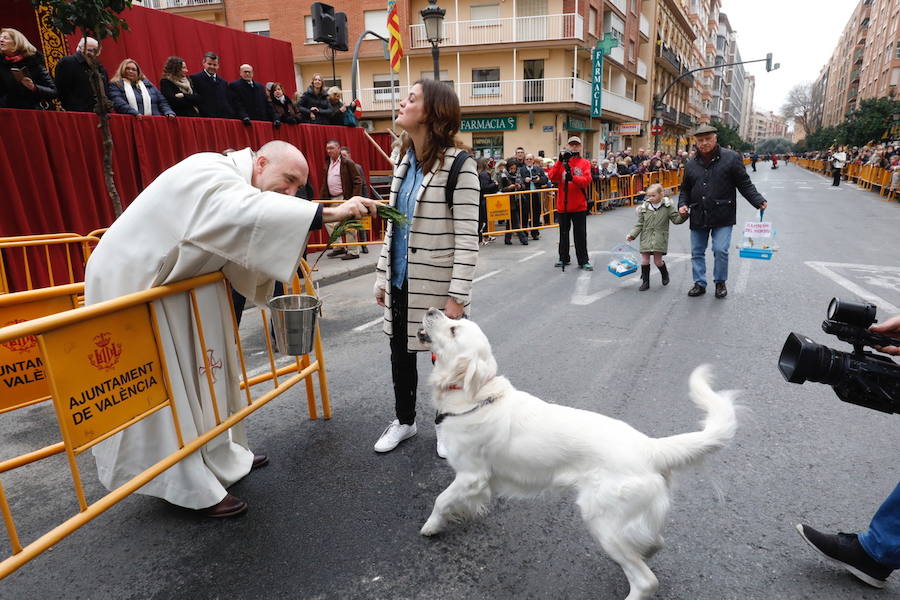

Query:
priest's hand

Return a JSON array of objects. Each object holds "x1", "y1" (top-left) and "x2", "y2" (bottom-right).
[{"x1": 322, "y1": 197, "x2": 383, "y2": 222}]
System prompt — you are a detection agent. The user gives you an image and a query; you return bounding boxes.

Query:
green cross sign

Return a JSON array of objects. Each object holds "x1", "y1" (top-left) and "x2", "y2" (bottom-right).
[{"x1": 591, "y1": 33, "x2": 619, "y2": 118}]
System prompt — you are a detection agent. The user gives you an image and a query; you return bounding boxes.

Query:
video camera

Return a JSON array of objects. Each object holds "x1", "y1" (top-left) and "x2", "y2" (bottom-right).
[
  {"x1": 559, "y1": 150, "x2": 575, "y2": 163},
  {"x1": 778, "y1": 298, "x2": 900, "y2": 414}
]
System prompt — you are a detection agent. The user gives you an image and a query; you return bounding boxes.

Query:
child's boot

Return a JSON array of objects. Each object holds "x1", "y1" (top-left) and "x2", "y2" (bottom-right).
[
  {"x1": 639, "y1": 265, "x2": 650, "y2": 291},
  {"x1": 659, "y1": 263, "x2": 670, "y2": 286}
]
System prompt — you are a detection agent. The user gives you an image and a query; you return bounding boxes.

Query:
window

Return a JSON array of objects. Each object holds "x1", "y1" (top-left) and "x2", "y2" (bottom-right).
[
  {"x1": 472, "y1": 68, "x2": 500, "y2": 96},
  {"x1": 470, "y1": 3, "x2": 500, "y2": 25},
  {"x1": 589, "y1": 7, "x2": 598, "y2": 36},
  {"x1": 364, "y1": 10, "x2": 389, "y2": 38},
  {"x1": 896, "y1": 40, "x2": 900, "y2": 59},
  {"x1": 420, "y1": 70, "x2": 454, "y2": 86},
  {"x1": 628, "y1": 41, "x2": 635, "y2": 63},
  {"x1": 304, "y1": 16, "x2": 320, "y2": 44},
  {"x1": 603, "y1": 11, "x2": 625, "y2": 41},
  {"x1": 373, "y1": 73, "x2": 401, "y2": 101},
  {"x1": 244, "y1": 19, "x2": 270, "y2": 37},
  {"x1": 323, "y1": 78, "x2": 342, "y2": 90}
]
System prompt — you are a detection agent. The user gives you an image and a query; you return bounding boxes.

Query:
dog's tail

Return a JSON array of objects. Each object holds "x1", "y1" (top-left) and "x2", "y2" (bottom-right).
[{"x1": 650, "y1": 364, "x2": 737, "y2": 473}]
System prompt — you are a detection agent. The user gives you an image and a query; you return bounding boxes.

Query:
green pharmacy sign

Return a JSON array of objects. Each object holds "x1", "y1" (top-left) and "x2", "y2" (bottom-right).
[
  {"x1": 461, "y1": 116, "x2": 517, "y2": 132},
  {"x1": 591, "y1": 33, "x2": 620, "y2": 118}
]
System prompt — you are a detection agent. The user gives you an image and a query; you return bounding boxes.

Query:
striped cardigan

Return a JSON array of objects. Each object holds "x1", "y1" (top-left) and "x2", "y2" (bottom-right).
[{"x1": 375, "y1": 147, "x2": 480, "y2": 351}]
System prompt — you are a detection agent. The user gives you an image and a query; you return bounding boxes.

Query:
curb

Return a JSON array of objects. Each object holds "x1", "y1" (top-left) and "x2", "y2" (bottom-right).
[{"x1": 314, "y1": 261, "x2": 378, "y2": 287}]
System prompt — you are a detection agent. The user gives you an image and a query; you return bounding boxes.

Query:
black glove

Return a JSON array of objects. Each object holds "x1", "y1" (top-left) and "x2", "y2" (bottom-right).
[
  {"x1": 558, "y1": 152, "x2": 565, "y2": 163},
  {"x1": 273, "y1": 119, "x2": 281, "y2": 129},
  {"x1": 242, "y1": 117, "x2": 252, "y2": 127},
  {"x1": 564, "y1": 172, "x2": 573, "y2": 182}
]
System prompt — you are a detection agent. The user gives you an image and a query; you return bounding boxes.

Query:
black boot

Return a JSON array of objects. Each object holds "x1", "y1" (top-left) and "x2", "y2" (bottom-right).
[
  {"x1": 639, "y1": 265, "x2": 650, "y2": 291},
  {"x1": 659, "y1": 263, "x2": 669, "y2": 286}
]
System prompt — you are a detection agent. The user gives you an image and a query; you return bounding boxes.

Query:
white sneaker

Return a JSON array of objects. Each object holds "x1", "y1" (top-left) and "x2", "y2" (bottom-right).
[
  {"x1": 374, "y1": 419, "x2": 417, "y2": 453},
  {"x1": 435, "y1": 424, "x2": 448, "y2": 459}
]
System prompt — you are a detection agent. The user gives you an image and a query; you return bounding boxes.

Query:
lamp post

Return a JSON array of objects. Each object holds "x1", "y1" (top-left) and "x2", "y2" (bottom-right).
[{"x1": 421, "y1": 0, "x2": 446, "y2": 81}]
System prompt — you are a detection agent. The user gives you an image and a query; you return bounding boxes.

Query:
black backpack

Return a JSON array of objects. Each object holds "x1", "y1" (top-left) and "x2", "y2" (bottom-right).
[{"x1": 444, "y1": 151, "x2": 470, "y2": 212}]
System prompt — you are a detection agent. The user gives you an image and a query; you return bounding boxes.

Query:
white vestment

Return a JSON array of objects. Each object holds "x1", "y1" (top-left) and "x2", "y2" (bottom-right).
[{"x1": 85, "y1": 148, "x2": 317, "y2": 509}]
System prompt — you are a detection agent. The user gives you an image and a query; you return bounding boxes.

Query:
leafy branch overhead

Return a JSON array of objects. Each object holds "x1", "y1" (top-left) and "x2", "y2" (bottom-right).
[{"x1": 32, "y1": 0, "x2": 133, "y2": 39}]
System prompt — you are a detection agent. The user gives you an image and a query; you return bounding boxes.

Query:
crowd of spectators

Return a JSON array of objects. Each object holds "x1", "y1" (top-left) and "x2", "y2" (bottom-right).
[
  {"x1": 800, "y1": 142, "x2": 900, "y2": 191},
  {"x1": 0, "y1": 29, "x2": 360, "y2": 129}
]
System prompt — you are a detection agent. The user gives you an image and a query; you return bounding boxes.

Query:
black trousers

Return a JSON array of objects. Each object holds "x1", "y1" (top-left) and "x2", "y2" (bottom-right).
[
  {"x1": 520, "y1": 191, "x2": 542, "y2": 233},
  {"x1": 505, "y1": 198, "x2": 528, "y2": 243},
  {"x1": 390, "y1": 282, "x2": 418, "y2": 425},
  {"x1": 557, "y1": 210, "x2": 589, "y2": 266},
  {"x1": 832, "y1": 168, "x2": 842, "y2": 186}
]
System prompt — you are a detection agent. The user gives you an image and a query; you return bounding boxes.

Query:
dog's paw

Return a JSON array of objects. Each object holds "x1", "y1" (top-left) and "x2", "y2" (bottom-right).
[{"x1": 420, "y1": 518, "x2": 444, "y2": 536}]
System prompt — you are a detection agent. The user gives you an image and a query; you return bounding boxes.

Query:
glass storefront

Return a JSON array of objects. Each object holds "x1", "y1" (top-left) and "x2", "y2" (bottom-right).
[{"x1": 472, "y1": 134, "x2": 505, "y2": 159}]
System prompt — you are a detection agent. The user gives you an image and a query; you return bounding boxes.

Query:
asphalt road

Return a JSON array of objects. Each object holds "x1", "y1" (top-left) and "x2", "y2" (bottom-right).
[{"x1": 2, "y1": 161, "x2": 899, "y2": 599}]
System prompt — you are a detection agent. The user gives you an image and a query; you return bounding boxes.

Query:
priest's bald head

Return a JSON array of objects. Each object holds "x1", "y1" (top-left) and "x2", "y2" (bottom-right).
[{"x1": 252, "y1": 140, "x2": 309, "y2": 196}]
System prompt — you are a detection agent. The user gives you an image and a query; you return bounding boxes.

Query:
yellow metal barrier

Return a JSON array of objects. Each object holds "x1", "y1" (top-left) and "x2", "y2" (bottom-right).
[
  {"x1": 797, "y1": 159, "x2": 897, "y2": 202},
  {"x1": 0, "y1": 236, "x2": 99, "y2": 295},
  {"x1": 483, "y1": 188, "x2": 559, "y2": 236},
  {"x1": 0, "y1": 260, "x2": 329, "y2": 578}
]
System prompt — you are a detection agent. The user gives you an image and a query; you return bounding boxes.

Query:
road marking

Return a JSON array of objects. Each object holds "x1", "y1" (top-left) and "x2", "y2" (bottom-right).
[
  {"x1": 353, "y1": 316, "x2": 384, "y2": 332},
  {"x1": 571, "y1": 272, "x2": 633, "y2": 305},
  {"x1": 474, "y1": 269, "x2": 502, "y2": 283},
  {"x1": 805, "y1": 261, "x2": 900, "y2": 313},
  {"x1": 518, "y1": 250, "x2": 546, "y2": 263},
  {"x1": 246, "y1": 356, "x2": 294, "y2": 378}
]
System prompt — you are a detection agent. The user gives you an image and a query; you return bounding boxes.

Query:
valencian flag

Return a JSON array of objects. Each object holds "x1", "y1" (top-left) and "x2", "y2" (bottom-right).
[{"x1": 387, "y1": 0, "x2": 403, "y2": 72}]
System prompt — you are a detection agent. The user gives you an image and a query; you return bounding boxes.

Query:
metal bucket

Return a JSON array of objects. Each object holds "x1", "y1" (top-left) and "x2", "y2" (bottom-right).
[{"x1": 268, "y1": 294, "x2": 322, "y2": 356}]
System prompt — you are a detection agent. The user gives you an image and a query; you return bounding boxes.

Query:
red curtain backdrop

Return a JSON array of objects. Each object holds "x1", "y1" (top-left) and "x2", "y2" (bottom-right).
[{"x1": 0, "y1": 110, "x2": 393, "y2": 291}]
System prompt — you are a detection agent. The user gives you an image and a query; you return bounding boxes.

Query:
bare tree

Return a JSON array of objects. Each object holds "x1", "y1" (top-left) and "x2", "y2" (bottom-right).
[{"x1": 781, "y1": 82, "x2": 813, "y2": 139}]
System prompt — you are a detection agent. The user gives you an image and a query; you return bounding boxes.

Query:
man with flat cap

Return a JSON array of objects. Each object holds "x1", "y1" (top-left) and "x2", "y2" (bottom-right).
[{"x1": 677, "y1": 123, "x2": 767, "y2": 298}]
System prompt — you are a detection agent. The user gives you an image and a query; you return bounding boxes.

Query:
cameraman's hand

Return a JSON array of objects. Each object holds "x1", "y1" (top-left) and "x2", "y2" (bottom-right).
[{"x1": 870, "y1": 315, "x2": 900, "y2": 355}]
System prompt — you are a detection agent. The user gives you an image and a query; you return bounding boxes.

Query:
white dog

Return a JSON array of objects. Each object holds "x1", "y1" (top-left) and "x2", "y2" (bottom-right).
[{"x1": 417, "y1": 308, "x2": 737, "y2": 600}]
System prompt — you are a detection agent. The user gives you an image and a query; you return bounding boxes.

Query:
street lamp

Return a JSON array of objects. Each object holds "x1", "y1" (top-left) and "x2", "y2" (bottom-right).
[{"x1": 421, "y1": 0, "x2": 446, "y2": 81}]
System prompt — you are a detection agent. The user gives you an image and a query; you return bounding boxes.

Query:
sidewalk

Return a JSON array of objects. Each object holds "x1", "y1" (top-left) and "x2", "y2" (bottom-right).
[{"x1": 306, "y1": 245, "x2": 381, "y2": 287}]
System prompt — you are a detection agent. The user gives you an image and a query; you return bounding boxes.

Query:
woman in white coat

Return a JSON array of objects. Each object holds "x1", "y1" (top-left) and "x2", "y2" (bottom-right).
[{"x1": 373, "y1": 79, "x2": 479, "y2": 456}]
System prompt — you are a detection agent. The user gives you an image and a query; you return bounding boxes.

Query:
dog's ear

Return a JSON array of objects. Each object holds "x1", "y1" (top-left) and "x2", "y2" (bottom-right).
[{"x1": 462, "y1": 352, "x2": 497, "y2": 404}]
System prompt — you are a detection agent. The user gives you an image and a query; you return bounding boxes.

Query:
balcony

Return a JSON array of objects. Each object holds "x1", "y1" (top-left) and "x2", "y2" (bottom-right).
[
  {"x1": 602, "y1": 90, "x2": 645, "y2": 120},
  {"x1": 144, "y1": 0, "x2": 221, "y2": 7},
  {"x1": 660, "y1": 104, "x2": 678, "y2": 124},
  {"x1": 357, "y1": 77, "x2": 593, "y2": 111},
  {"x1": 854, "y1": 49, "x2": 864, "y2": 64},
  {"x1": 636, "y1": 58, "x2": 648, "y2": 79},
  {"x1": 850, "y1": 69, "x2": 860, "y2": 82},
  {"x1": 639, "y1": 14, "x2": 650, "y2": 39},
  {"x1": 678, "y1": 112, "x2": 694, "y2": 128},
  {"x1": 409, "y1": 13, "x2": 583, "y2": 48},
  {"x1": 656, "y1": 44, "x2": 682, "y2": 75},
  {"x1": 608, "y1": 45, "x2": 625, "y2": 65}
]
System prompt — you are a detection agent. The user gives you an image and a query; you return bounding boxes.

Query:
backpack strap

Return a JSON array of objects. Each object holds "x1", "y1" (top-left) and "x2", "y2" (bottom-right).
[{"x1": 445, "y1": 150, "x2": 470, "y2": 212}]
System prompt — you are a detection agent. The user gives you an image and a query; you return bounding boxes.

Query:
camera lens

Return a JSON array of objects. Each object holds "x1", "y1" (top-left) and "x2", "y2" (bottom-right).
[
  {"x1": 827, "y1": 298, "x2": 877, "y2": 328},
  {"x1": 778, "y1": 332, "x2": 848, "y2": 385}
]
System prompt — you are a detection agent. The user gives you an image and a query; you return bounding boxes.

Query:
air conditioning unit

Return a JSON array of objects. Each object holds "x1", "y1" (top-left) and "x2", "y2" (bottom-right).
[{"x1": 358, "y1": 120, "x2": 375, "y2": 132}]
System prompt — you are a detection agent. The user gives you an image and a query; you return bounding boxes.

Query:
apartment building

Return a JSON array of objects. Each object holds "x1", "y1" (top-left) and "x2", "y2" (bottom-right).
[
  {"x1": 747, "y1": 110, "x2": 787, "y2": 144},
  {"x1": 739, "y1": 73, "x2": 754, "y2": 140},
  {"x1": 812, "y1": 0, "x2": 899, "y2": 129},
  {"x1": 148, "y1": 0, "x2": 657, "y2": 159},
  {"x1": 650, "y1": 0, "x2": 698, "y2": 152}
]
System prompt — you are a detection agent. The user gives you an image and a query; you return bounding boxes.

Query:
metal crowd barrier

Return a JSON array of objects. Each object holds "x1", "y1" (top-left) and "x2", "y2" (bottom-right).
[
  {"x1": 0, "y1": 235, "x2": 100, "y2": 295},
  {"x1": 797, "y1": 159, "x2": 897, "y2": 202},
  {"x1": 0, "y1": 260, "x2": 329, "y2": 578}
]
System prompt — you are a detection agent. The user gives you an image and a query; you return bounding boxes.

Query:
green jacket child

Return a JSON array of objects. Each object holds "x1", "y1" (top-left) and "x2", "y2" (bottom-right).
[{"x1": 626, "y1": 183, "x2": 686, "y2": 291}]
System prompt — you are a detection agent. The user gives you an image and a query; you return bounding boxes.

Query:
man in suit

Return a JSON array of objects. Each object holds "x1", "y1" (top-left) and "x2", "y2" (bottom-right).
[
  {"x1": 321, "y1": 139, "x2": 363, "y2": 259},
  {"x1": 188, "y1": 52, "x2": 235, "y2": 119},
  {"x1": 228, "y1": 64, "x2": 276, "y2": 126},
  {"x1": 519, "y1": 153, "x2": 548, "y2": 239},
  {"x1": 54, "y1": 37, "x2": 108, "y2": 113}
]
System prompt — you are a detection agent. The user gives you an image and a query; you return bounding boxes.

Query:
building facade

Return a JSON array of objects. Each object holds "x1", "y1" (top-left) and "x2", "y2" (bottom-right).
[
  {"x1": 812, "y1": 0, "x2": 899, "y2": 130},
  {"x1": 142, "y1": 0, "x2": 757, "y2": 157},
  {"x1": 747, "y1": 110, "x2": 787, "y2": 145},
  {"x1": 739, "y1": 73, "x2": 754, "y2": 140}
]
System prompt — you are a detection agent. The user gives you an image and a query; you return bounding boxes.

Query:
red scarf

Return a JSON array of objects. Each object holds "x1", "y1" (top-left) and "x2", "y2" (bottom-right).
[{"x1": 2, "y1": 53, "x2": 25, "y2": 64}]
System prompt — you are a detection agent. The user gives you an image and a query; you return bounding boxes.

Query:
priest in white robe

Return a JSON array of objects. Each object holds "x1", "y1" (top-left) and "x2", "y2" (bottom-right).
[{"x1": 84, "y1": 141, "x2": 377, "y2": 517}]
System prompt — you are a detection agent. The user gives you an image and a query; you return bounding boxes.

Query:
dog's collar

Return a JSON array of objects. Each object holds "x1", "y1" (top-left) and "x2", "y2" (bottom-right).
[{"x1": 434, "y1": 395, "x2": 497, "y2": 425}]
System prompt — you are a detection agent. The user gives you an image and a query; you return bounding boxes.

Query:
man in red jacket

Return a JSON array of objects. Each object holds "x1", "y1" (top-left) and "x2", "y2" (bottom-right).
[{"x1": 548, "y1": 136, "x2": 594, "y2": 270}]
